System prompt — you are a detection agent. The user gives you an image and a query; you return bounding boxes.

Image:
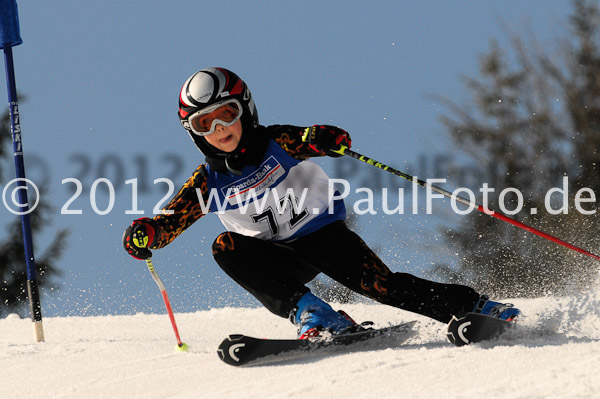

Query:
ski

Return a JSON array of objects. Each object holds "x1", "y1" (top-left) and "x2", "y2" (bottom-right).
[
  {"x1": 217, "y1": 321, "x2": 416, "y2": 366},
  {"x1": 447, "y1": 312, "x2": 516, "y2": 347}
]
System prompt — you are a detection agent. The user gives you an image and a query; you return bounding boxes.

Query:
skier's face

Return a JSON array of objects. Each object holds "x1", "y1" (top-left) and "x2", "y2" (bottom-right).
[{"x1": 203, "y1": 120, "x2": 243, "y2": 153}]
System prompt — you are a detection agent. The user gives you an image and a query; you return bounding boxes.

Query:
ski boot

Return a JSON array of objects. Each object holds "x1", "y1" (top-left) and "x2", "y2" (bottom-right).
[
  {"x1": 292, "y1": 292, "x2": 359, "y2": 340},
  {"x1": 473, "y1": 295, "x2": 521, "y2": 321}
]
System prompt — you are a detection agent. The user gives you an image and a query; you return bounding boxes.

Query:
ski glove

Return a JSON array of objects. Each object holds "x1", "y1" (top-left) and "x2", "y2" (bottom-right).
[
  {"x1": 303, "y1": 125, "x2": 351, "y2": 157},
  {"x1": 122, "y1": 217, "x2": 157, "y2": 260}
]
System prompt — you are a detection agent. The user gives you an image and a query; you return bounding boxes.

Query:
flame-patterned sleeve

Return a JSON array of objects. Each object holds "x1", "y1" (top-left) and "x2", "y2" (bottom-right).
[
  {"x1": 266, "y1": 124, "x2": 327, "y2": 160},
  {"x1": 150, "y1": 164, "x2": 210, "y2": 249}
]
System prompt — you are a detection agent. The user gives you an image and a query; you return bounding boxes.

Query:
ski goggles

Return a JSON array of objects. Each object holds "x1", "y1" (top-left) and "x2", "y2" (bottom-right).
[{"x1": 186, "y1": 99, "x2": 243, "y2": 136}]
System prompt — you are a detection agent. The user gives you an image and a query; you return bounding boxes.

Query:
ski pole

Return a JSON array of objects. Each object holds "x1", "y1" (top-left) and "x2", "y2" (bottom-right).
[
  {"x1": 1, "y1": 0, "x2": 45, "y2": 342},
  {"x1": 331, "y1": 144, "x2": 600, "y2": 261},
  {"x1": 145, "y1": 258, "x2": 188, "y2": 351}
]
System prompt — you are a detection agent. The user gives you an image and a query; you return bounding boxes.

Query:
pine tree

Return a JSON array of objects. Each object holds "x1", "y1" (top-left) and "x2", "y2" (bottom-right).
[{"x1": 436, "y1": 0, "x2": 600, "y2": 297}]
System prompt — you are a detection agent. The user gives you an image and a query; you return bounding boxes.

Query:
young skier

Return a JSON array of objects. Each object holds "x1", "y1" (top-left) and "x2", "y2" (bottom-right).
[{"x1": 123, "y1": 67, "x2": 520, "y2": 339}]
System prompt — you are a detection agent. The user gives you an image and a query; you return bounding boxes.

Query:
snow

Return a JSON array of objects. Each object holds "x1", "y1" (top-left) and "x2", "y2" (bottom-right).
[{"x1": 2, "y1": 289, "x2": 600, "y2": 399}]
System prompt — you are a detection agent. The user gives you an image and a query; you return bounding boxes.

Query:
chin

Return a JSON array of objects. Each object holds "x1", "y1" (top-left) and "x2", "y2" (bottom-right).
[{"x1": 224, "y1": 142, "x2": 241, "y2": 152}]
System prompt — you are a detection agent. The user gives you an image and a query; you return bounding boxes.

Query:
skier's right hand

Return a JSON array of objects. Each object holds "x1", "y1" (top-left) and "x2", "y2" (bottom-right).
[{"x1": 122, "y1": 218, "x2": 157, "y2": 260}]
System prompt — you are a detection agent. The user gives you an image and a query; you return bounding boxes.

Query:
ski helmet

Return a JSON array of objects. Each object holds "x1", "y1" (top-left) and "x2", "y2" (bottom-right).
[{"x1": 178, "y1": 67, "x2": 259, "y2": 159}]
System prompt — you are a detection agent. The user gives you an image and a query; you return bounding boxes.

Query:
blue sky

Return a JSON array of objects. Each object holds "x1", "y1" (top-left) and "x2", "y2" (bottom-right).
[{"x1": 1, "y1": 1, "x2": 573, "y2": 317}]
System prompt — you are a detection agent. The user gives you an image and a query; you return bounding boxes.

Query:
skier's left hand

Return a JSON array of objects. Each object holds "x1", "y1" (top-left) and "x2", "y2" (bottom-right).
[{"x1": 303, "y1": 125, "x2": 352, "y2": 157}]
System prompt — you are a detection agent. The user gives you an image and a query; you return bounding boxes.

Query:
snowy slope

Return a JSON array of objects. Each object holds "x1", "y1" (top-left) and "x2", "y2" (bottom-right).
[{"x1": 2, "y1": 290, "x2": 600, "y2": 399}]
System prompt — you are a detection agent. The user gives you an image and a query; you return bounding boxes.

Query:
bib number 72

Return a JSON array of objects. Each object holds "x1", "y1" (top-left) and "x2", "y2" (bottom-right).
[{"x1": 250, "y1": 193, "x2": 309, "y2": 238}]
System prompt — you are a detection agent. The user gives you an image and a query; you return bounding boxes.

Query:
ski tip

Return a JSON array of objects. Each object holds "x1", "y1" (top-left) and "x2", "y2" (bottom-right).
[
  {"x1": 447, "y1": 312, "x2": 515, "y2": 347},
  {"x1": 217, "y1": 334, "x2": 251, "y2": 366}
]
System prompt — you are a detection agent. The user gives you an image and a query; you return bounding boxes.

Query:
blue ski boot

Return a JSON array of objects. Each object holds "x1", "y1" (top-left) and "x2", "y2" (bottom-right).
[
  {"x1": 473, "y1": 295, "x2": 521, "y2": 321},
  {"x1": 292, "y1": 292, "x2": 357, "y2": 339}
]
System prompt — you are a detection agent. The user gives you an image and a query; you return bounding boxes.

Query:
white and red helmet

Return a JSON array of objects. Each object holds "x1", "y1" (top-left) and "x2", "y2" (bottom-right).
[{"x1": 178, "y1": 67, "x2": 259, "y2": 157}]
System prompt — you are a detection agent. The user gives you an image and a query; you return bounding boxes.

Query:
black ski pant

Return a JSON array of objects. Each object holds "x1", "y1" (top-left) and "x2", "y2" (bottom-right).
[{"x1": 212, "y1": 220, "x2": 480, "y2": 324}]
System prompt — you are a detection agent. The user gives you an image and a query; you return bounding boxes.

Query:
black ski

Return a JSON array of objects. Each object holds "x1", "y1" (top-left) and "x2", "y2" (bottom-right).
[
  {"x1": 447, "y1": 312, "x2": 516, "y2": 347},
  {"x1": 217, "y1": 321, "x2": 416, "y2": 366}
]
